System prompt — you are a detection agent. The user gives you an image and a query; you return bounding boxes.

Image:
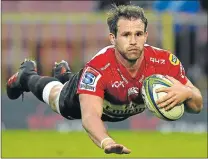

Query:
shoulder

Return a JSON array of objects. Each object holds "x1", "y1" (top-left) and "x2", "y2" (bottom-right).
[
  {"x1": 144, "y1": 44, "x2": 170, "y2": 57},
  {"x1": 85, "y1": 45, "x2": 115, "y2": 71},
  {"x1": 144, "y1": 44, "x2": 179, "y2": 65}
]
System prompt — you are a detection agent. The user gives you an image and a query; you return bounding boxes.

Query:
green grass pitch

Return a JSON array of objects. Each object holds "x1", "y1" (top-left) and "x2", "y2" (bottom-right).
[{"x1": 2, "y1": 130, "x2": 207, "y2": 158}]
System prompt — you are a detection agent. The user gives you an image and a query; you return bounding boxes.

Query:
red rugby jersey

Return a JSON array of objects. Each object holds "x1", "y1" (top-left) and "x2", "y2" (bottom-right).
[{"x1": 77, "y1": 44, "x2": 188, "y2": 120}]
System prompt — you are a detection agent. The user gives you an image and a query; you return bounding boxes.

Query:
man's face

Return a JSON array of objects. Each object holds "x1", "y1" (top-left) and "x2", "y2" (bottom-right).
[{"x1": 110, "y1": 18, "x2": 148, "y2": 62}]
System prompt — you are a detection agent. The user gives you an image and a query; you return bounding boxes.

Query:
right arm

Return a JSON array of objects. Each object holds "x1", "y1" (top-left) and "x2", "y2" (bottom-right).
[
  {"x1": 78, "y1": 66, "x2": 130, "y2": 154},
  {"x1": 79, "y1": 94, "x2": 131, "y2": 154},
  {"x1": 79, "y1": 94, "x2": 114, "y2": 148}
]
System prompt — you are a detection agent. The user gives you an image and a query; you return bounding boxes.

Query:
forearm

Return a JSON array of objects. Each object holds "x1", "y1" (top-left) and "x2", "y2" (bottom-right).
[
  {"x1": 88, "y1": 133, "x2": 112, "y2": 149},
  {"x1": 185, "y1": 86, "x2": 203, "y2": 113},
  {"x1": 82, "y1": 115, "x2": 115, "y2": 148},
  {"x1": 88, "y1": 133, "x2": 100, "y2": 147}
]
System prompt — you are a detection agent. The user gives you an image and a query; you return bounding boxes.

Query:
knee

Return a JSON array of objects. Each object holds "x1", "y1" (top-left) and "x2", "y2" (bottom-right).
[
  {"x1": 42, "y1": 81, "x2": 63, "y2": 111},
  {"x1": 49, "y1": 84, "x2": 63, "y2": 104},
  {"x1": 49, "y1": 84, "x2": 63, "y2": 113}
]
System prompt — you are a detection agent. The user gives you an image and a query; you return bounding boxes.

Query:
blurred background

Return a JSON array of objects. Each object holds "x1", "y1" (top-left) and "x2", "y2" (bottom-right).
[{"x1": 2, "y1": 1, "x2": 207, "y2": 133}]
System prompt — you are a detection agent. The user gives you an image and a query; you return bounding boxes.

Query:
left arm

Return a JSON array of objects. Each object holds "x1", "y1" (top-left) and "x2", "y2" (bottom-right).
[
  {"x1": 183, "y1": 80, "x2": 203, "y2": 113},
  {"x1": 156, "y1": 76, "x2": 203, "y2": 114},
  {"x1": 156, "y1": 53, "x2": 203, "y2": 114}
]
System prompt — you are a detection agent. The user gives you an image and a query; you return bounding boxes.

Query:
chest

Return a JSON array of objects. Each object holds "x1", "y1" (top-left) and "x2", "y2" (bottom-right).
[
  {"x1": 104, "y1": 61, "x2": 164, "y2": 102},
  {"x1": 104, "y1": 69, "x2": 145, "y2": 104}
]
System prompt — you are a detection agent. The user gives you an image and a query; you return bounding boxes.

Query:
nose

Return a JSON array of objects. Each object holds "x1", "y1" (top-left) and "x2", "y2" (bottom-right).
[{"x1": 129, "y1": 35, "x2": 136, "y2": 45}]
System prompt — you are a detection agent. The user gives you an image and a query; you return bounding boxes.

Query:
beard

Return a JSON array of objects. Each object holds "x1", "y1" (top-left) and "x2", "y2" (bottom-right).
[{"x1": 116, "y1": 45, "x2": 143, "y2": 63}]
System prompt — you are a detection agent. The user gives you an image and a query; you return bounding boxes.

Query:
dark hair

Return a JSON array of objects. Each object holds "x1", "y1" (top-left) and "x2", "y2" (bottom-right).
[{"x1": 107, "y1": 5, "x2": 148, "y2": 36}]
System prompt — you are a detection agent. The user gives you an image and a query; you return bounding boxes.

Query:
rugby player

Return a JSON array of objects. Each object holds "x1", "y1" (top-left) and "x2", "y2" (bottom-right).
[{"x1": 6, "y1": 5, "x2": 203, "y2": 154}]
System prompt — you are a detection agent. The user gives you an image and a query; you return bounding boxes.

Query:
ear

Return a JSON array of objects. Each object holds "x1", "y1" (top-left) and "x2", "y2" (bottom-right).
[{"x1": 109, "y1": 33, "x2": 116, "y2": 45}]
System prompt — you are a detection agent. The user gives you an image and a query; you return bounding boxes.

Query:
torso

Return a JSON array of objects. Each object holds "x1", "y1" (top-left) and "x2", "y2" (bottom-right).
[{"x1": 76, "y1": 44, "x2": 187, "y2": 121}]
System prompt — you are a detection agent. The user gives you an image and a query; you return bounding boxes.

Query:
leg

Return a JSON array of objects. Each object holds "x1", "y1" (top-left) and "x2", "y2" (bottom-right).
[
  {"x1": 26, "y1": 75, "x2": 62, "y2": 102},
  {"x1": 7, "y1": 59, "x2": 59, "y2": 102},
  {"x1": 7, "y1": 59, "x2": 64, "y2": 114},
  {"x1": 42, "y1": 81, "x2": 64, "y2": 114}
]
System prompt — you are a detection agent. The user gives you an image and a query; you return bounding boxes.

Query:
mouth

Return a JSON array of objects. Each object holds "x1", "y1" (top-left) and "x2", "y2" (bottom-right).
[
  {"x1": 128, "y1": 48, "x2": 138, "y2": 51},
  {"x1": 128, "y1": 47, "x2": 139, "y2": 51}
]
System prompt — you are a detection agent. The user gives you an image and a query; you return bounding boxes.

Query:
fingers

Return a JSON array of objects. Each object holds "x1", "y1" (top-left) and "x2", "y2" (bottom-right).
[
  {"x1": 122, "y1": 146, "x2": 131, "y2": 154},
  {"x1": 156, "y1": 92, "x2": 174, "y2": 105},
  {"x1": 104, "y1": 144, "x2": 131, "y2": 154},
  {"x1": 156, "y1": 76, "x2": 182, "y2": 94},
  {"x1": 155, "y1": 87, "x2": 169, "y2": 93},
  {"x1": 164, "y1": 100, "x2": 179, "y2": 111},
  {"x1": 104, "y1": 144, "x2": 123, "y2": 154},
  {"x1": 157, "y1": 95, "x2": 176, "y2": 108}
]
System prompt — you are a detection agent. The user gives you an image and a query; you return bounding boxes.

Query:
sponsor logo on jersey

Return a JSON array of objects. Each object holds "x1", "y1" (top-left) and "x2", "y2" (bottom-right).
[
  {"x1": 128, "y1": 87, "x2": 141, "y2": 103},
  {"x1": 100, "y1": 63, "x2": 110, "y2": 70},
  {"x1": 128, "y1": 87, "x2": 139, "y2": 96},
  {"x1": 150, "y1": 57, "x2": 165, "y2": 64},
  {"x1": 169, "y1": 54, "x2": 179, "y2": 65},
  {"x1": 79, "y1": 67, "x2": 101, "y2": 92},
  {"x1": 103, "y1": 100, "x2": 145, "y2": 117},
  {"x1": 82, "y1": 72, "x2": 96, "y2": 85},
  {"x1": 112, "y1": 81, "x2": 125, "y2": 88}
]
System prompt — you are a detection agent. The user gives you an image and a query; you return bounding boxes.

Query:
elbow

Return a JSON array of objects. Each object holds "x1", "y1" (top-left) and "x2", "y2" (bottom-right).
[
  {"x1": 192, "y1": 108, "x2": 201, "y2": 114},
  {"x1": 194, "y1": 103, "x2": 203, "y2": 114},
  {"x1": 191, "y1": 104, "x2": 203, "y2": 114},
  {"x1": 185, "y1": 103, "x2": 203, "y2": 114},
  {"x1": 185, "y1": 94, "x2": 203, "y2": 114},
  {"x1": 195, "y1": 96, "x2": 203, "y2": 113}
]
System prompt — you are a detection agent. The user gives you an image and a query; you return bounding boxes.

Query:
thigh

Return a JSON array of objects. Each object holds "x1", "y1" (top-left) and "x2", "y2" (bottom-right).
[{"x1": 59, "y1": 73, "x2": 82, "y2": 120}]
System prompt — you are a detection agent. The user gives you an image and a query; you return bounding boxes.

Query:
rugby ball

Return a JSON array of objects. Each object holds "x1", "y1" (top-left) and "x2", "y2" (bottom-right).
[{"x1": 141, "y1": 74, "x2": 184, "y2": 121}]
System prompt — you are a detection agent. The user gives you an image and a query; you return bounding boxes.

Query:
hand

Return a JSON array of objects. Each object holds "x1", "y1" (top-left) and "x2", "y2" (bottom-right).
[
  {"x1": 104, "y1": 143, "x2": 131, "y2": 154},
  {"x1": 155, "y1": 75, "x2": 192, "y2": 111}
]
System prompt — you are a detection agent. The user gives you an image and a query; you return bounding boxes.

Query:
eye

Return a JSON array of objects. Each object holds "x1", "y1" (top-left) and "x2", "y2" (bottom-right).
[
  {"x1": 136, "y1": 32, "x2": 143, "y2": 36},
  {"x1": 123, "y1": 33, "x2": 129, "y2": 37}
]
